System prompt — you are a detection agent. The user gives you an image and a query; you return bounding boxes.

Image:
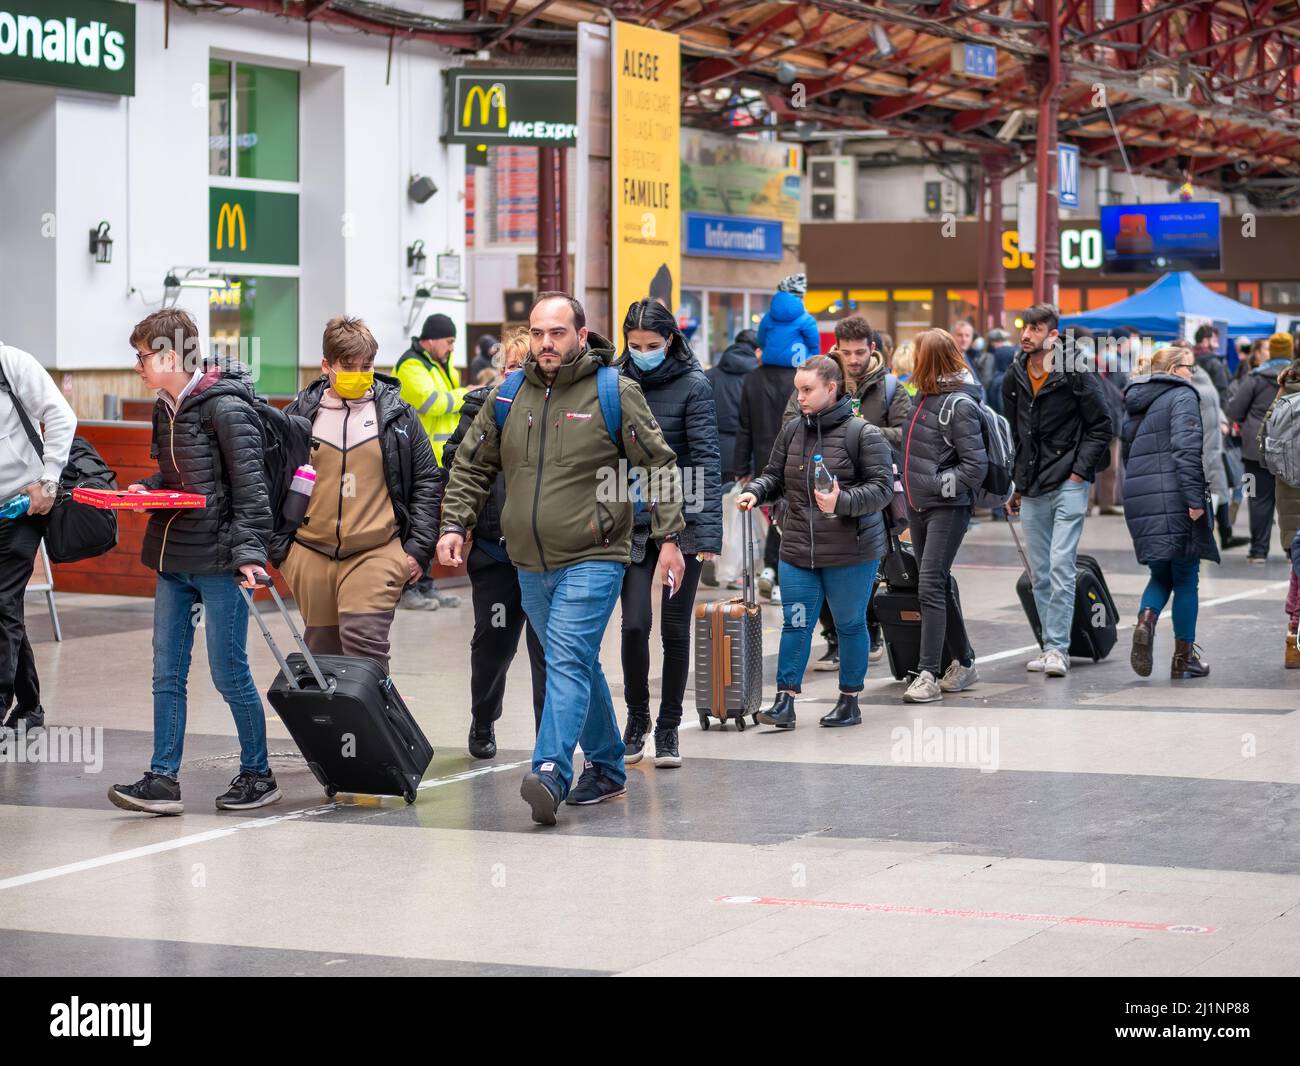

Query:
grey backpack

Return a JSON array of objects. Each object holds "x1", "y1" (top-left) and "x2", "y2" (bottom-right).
[{"x1": 1259, "y1": 390, "x2": 1300, "y2": 487}]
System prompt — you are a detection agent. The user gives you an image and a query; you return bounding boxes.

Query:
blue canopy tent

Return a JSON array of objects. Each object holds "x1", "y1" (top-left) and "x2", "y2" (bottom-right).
[{"x1": 1060, "y1": 271, "x2": 1277, "y2": 342}]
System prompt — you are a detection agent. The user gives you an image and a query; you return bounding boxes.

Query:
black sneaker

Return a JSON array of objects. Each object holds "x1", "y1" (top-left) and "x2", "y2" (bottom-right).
[
  {"x1": 520, "y1": 764, "x2": 563, "y2": 825},
  {"x1": 653, "y1": 726, "x2": 682, "y2": 768},
  {"x1": 814, "y1": 645, "x2": 840, "y2": 672},
  {"x1": 468, "y1": 721, "x2": 496, "y2": 760},
  {"x1": 566, "y1": 761, "x2": 627, "y2": 806},
  {"x1": 623, "y1": 711, "x2": 650, "y2": 765},
  {"x1": 108, "y1": 772, "x2": 183, "y2": 816},
  {"x1": 215, "y1": 769, "x2": 282, "y2": 811},
  {"x1": 2, "y1": 704, "x2": 43, "y2": 730}
]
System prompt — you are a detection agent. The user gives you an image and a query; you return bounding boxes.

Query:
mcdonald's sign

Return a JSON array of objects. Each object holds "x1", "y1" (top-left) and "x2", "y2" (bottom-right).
[
  {"x1": 208, "y1": 186, "x2": 298, "y2": 265},
  {"x1": 444, "y1": 69, "x2": 576, "y2": 147}
]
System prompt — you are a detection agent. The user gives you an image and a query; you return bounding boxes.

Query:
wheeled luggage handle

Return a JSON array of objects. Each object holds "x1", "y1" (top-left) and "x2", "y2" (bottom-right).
[
  {"x1": 239, "y1": 574, "x2": 333, "y2": 693},
  {"x1": 1007, "y1": 515, "x2": 1035, "y2": 586},
  {"x1": 741, "y1": 504, "x2": 757, "y2": 607}
]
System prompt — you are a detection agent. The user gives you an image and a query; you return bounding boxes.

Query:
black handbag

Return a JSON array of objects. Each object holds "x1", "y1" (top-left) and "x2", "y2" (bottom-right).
[{"x1": 0, "y1": 367, "x2": 118, "y2": 563}]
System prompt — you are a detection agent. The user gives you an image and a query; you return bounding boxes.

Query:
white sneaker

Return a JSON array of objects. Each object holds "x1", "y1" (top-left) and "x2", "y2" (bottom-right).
[
  {"x1": 1026, "y1": 655, "x2": 1046, "y2": 672},
  {"x1": 1043, "y1": 649, "x2": 1069, "y2": 677},
  {"x1": 758, "y1": 567, "x2": 776, "y2": 596},
  {"x1": 903, "y1": 671, "x2": 942, "y2": 703},
  {"x1": 770, "y1": 585, "x2": 782, "y2": 606},
  {"x1": 939, "y1": 660, "x2": 979, "y2": 693}
]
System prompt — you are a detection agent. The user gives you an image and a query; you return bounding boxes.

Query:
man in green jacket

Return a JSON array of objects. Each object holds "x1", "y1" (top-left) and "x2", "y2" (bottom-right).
[{"x1": 438, "y1": 293, "x2": 685, "y2": 825}]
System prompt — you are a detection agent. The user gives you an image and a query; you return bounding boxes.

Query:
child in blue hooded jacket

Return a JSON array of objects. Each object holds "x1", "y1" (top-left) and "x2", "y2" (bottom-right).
[{"x1": 758, "y1": 274, "x2": 820, "y2": 368}]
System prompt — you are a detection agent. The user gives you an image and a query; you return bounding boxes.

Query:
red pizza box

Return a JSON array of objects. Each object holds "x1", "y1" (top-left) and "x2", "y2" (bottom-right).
[{"x1": 73, "y1": 488, "x2": 207, "y2": 510}]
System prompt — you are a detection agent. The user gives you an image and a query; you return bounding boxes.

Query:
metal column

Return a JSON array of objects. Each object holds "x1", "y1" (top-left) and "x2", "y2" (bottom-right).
[
  {"x1": 537, "y1": 146, "x2": 562, "y2": 292},
  {"x1": 1033, "y1": 0, "x2": 1061, "y2": 306},
  {"x1": 984, "y1": 154, "x2": 1006, "y2": 331}
]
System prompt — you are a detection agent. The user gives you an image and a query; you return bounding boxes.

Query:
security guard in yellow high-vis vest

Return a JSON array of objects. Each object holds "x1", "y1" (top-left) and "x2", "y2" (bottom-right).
[
  {"x1": 396, "y1": 314, "x2": 474, "y2": 466},
  {"x1": 395, "y1": 313, "x2": 471, "y2": 611}
]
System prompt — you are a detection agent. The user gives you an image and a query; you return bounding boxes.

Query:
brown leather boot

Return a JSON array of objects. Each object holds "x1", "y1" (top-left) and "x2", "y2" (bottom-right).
[
  {"x1": 1131, "y1": 608, "x2": 1158, "y2": 677},
  {"x1": 1171, "y1": 640, "x2": 1210, "y2": 679},
  {"x1": 1286, "y1": 630, "x2": 1300, "y2": 670}
]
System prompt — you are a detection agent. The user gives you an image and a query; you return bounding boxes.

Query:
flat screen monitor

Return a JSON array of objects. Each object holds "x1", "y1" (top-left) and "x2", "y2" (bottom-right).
[{"x1": 1100, "y1": 202, "x2": 1221, "y2": 274}]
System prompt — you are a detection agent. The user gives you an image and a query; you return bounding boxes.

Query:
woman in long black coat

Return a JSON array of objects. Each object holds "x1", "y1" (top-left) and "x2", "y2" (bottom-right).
[{"x1": 1122, "y1": 345, "x2": 1220, "y2": 680}]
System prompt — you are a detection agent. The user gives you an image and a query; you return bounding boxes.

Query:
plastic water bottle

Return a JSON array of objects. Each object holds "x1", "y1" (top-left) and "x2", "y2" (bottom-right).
[
  {"x1": 0, "y1": 494, "x2": 31, "y2": 520},
  {"x1": 282, "y1": 465, "x2": 316, "y2": 524},
  {"x1": 813, "y1": 454, "x2": 834, "y2": 495}
]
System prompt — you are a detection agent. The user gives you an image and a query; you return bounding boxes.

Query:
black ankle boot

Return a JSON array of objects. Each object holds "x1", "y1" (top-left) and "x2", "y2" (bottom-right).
[
  {"x1": 468, "y1": 721, "x2": 496, "y2": 760},
  {"x1": 757, "y1": 692, "x2": 796, "y2": 729},
  {"x1": 819, "y1": 693, "x2": 861, "y2": 727}
]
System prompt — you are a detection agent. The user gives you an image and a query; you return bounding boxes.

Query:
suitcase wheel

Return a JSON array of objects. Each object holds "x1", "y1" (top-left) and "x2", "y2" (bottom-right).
[
  {"x1": 735, "y1": 715, "x2": 746, "y2": 732},
  {"x1": 402, "y1": 789, "x2": 416, "y2": 805},
  {"x1": 698, "y1": 713, "x2": 710, "y2": 731},
  {"x1": 324, "y1": 786, "x2": 337, "y2": 799}
]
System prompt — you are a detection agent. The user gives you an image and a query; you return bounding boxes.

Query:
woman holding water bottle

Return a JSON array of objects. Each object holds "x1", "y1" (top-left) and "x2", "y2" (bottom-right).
[{"x1": 737, "y1": 355, "x2": 894, "y2": 730}]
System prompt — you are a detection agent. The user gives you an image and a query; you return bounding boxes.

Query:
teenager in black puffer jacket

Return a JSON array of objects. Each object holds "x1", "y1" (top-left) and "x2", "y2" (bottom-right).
[
  {"x1": 442, "y1": 331, "x2": 546, "y2": 759},
  {"x1": 738, "y1": 356, "x2": 893, "y2": 730},
  {"x1": 618, "y1": 300, "x2": 723, "y2": 768},
  {"x1": 899, "y1": 329, "x2": 988, "y2": 705},
  {"x1": 110, "y1": 311, "x2": 279, "y2": 817},
  {"x1": 1123, "y1": 346, "x2": 1219, "y2": 681}
]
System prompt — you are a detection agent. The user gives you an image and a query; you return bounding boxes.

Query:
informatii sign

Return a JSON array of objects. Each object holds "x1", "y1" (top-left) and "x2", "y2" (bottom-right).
[
  {"x1": 0, "y1": 0, "x2": 134, "y2": 96},
  {"x1": 610, "y1": 21, "x2": 680, "y2": 319},
  {"x1": 443, "y1": 69, "x2": 577, "y2": 148}
]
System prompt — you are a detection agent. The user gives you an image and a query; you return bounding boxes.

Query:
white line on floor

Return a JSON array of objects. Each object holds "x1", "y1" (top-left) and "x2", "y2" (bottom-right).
[
  {"x1": 0, "y1": 760, "x2": 531, "y2": 894},
  {"x1": 0, "y1": 581, "x2": 1287, "y2": 893}
]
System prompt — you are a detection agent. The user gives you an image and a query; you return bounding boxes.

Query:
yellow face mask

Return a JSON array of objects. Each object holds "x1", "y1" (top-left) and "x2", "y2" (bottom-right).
[{"x1": 333, "y1": 370, "x2": 373, "y2": 399}]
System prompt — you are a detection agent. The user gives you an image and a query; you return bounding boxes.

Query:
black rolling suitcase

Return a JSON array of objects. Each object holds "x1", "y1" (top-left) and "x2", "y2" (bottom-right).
[
  {"x1": 1009, "y1": 518, "x2": 1118, "y2": 662},
  {"x1": 874, "y1": 535, "x2": 969, "y2": 681},
  {"x1": 242, "y1": 576, "x2": 433, "y2": 803},
  {"x1": 694, "y1": 507, "x2": 763, "y2": 730}
]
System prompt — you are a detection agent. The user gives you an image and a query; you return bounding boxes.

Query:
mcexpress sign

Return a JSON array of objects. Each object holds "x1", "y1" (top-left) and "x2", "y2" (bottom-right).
[{"x1": 0, "y1": 0, "x2": 135, "y2": 96}]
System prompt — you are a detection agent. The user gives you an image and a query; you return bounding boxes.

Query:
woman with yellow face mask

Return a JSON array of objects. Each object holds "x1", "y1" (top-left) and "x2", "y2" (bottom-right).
[{"x1": 275, "y1": 316, "x2": 443, "y2": 677}]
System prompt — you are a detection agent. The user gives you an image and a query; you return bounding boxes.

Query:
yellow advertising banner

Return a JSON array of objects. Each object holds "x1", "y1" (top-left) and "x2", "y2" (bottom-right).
[{"x1": 611, "y1": 21, "x2": 680, "y2": 323}]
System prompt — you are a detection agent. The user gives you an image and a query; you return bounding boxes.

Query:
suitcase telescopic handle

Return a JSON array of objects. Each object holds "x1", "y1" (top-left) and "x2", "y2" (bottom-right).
[
  {"x1": 741, "y1": 504, "x2": 757, "y2": 607},
  {"x1": 240, "y1": 574, "x2": 333, "y2": 693},
  {"x1": 1007, "y1": 516, "x2": 1036, "y2": 586}
]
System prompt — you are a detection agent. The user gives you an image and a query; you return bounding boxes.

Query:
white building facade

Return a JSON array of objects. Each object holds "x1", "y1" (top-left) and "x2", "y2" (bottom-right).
[{"x1": 0, "y1": 0, "x2": 467, "y2": 416}]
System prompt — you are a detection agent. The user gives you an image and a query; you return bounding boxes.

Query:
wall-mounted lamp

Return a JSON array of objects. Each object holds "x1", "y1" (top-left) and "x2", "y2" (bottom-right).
[
  {"x1": 89, "y1": 221, "x2": 113, "y2": 264},
  {"x1": 406, "y1": 239, "x2": 427, "y2": 276},
  {"x1": 408, "y1": 174, "x2": 438, "y2": 204},
  {"x1": 163, "y1": 267, "x2": 229, "y2": 307}
]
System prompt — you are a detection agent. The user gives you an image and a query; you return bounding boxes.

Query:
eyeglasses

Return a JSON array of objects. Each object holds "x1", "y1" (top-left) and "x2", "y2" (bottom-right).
[{"x1": 1175, "y1": 362, "x2": 1195, "y2": 371}]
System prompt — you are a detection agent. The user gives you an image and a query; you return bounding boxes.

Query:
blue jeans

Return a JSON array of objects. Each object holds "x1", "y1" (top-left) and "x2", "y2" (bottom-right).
[
  {"x1": 1019, "y1": 478, "x2": 1091, "y2": 655},
  {"x1": 517, "y1": 561, "x2": 626, "y2": 796},
  {"x1": 152, "y1": 572, "x2": 269, "y2": 780},
  {"x1": 776, "y1": 559, "x2": 880, "y2": 694},
  {"x1": 1140, "y1": 558, "x2": 1199, "y2": 642}
]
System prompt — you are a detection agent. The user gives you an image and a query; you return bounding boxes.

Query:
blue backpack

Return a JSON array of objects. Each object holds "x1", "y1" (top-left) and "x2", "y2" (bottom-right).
[{"x1": 494, "y1": 365, "x2": 622, "y2": 448}]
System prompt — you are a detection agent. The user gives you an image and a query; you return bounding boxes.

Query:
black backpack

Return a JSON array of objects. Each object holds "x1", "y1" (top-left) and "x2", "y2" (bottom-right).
[
  {"x1": 197, "y1": 397, "x2": 312, "y2": 566},
  {"x1": 0, "y1": 366, "x2": 119, "y2": 564}
]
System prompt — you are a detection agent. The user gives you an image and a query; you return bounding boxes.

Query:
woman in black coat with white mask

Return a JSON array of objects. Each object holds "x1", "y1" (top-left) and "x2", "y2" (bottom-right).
[
  {"x1": 618, "y1": 299, "x2": 723, "y2": 770},
  {"x1": 1123, "y1": 345, "x2": 1220, "y2": 680}
]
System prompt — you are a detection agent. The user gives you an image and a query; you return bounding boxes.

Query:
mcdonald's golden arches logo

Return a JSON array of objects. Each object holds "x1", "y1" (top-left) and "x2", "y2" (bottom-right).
[
  {"x1": 216, "y1": 202, "x2": 247, "y2": 252},
  {"x1": 462, "y1": 83, "x2": 507, "y2": 129}
]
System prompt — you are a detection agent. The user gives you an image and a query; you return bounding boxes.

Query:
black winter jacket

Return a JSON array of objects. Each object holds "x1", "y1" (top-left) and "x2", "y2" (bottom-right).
[
  {"x1": 442, "y1": 385, "x2": 508, "y2": 556},
  {"x1": 283, "y1": 374, "x2": 442, "y2": 570},
  {"x1": 622, "y1": 353, "x2": 723, "y2": 555},
  {"x1": 141, "y1": 362, "x2": 272, "y2": 575},
  {"x1": 901, "y1": 380, "x2": 988, "y2": 511},
  {"x1": 735, "y1": 363, "x2": 797, "y2": 479},
  {"x1": 1226, "y1": 357, "x2": 1288, "y2": 464},
  {"x1": 1121, "y1": 375, "x2": 1220, "y2": 565},
  {"x1": 705, "y1": 340, "x2": 758, "y2": 480},
  {"x1": 745, "y1": 395, "x2": 893, "y2": 568},
  {"x1": 1002, "y1": 351, "x2": 1115, "y2": 497},
  {"x1": 1195, "y1": 348, "x2": 1231, "y2": 410}
]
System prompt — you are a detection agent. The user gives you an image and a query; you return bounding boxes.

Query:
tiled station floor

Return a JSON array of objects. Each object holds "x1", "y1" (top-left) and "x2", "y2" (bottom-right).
[{"x1": 1, "y1": 514, "x2": 1297, "y2": 976}]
